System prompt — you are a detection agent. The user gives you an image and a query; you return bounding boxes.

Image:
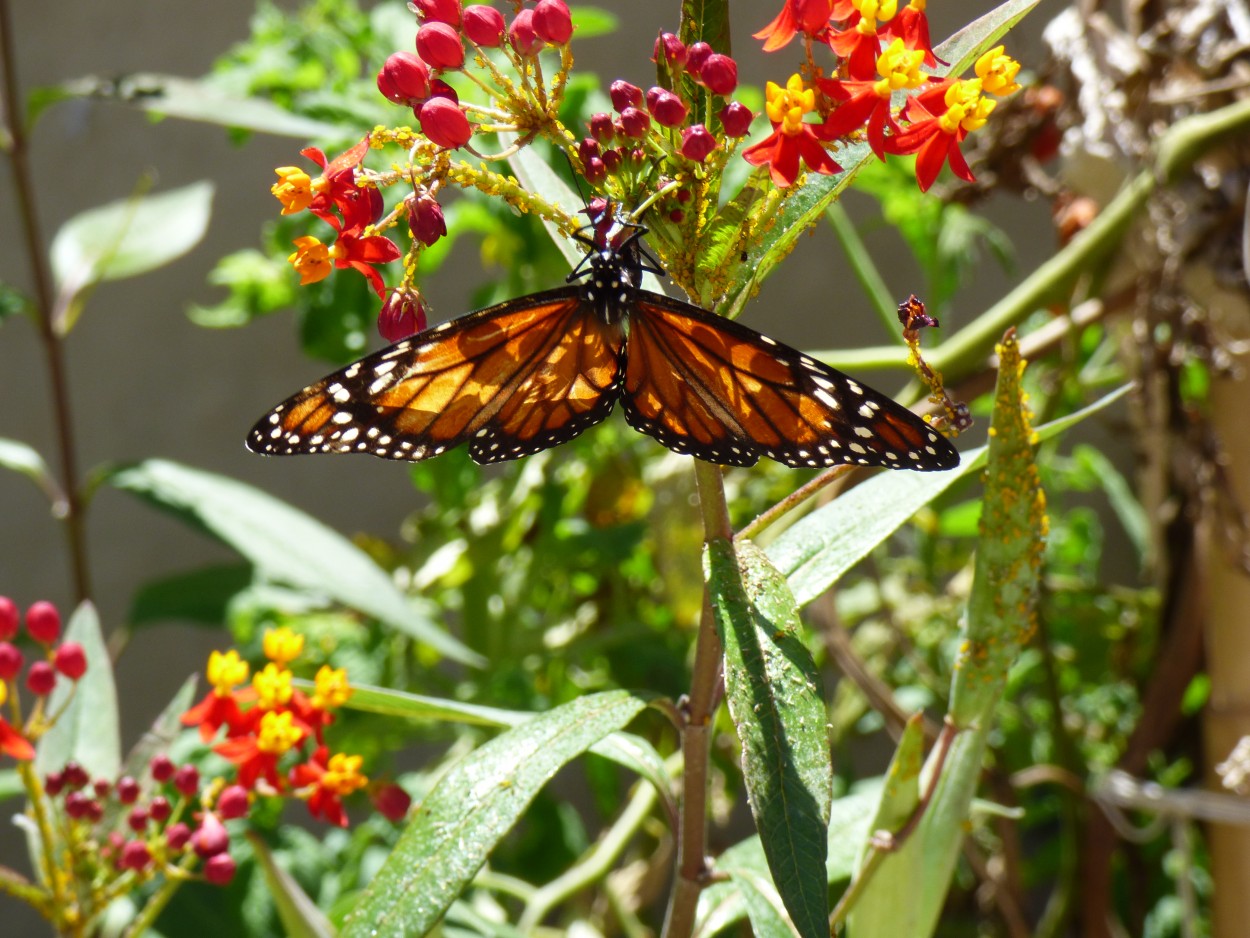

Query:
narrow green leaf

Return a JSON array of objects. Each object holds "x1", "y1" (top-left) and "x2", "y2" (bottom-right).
[
  {"x1": 1072, "y1": 443, "x2": 1150, "y2": 563},
  {"x1": 730, "y1": 870, "x2": 802, "y2": 938},
  {"x1": 709, "y1": 539, "x2": 831, "y2": 938},
  {"x1": 697, "y1": 787, "x2": 881, "y2": 933},
  {"x1": 50, "y1": 181, "x2": 214, "y2": 304},
  {"x1": 343, "y1": 683, "x2": 672, "y2": 803},
  {"x1": 679, "y1": 0, "x2": 730, "y2": 53},
  {"x1": 341, "y1": 691, "x2": 648, "y2": 937},
  {"x1": 249, "y1": 832, "x2": 336, "y2": 938},
  {"x1": 936, "y1": 0, "x2": 1041, "y2": 76},
  {"x1": 35, "y1": 602, "x2": 120, "y2": 780},
  {"x1": 128, "y1": 564, "x2": 254, "y2": 628},
  {"x1": 849, "y1": 332, "x2": 1046, "y2": 938},
  {"x1": 108, "y1": 460, "x2": 484, "y2": 667},
  {"x1": 58, "y1": 73, "x2": 344, "y2": 138},
  {"x1": 0, "y1": 437, "x2": 60, "y2": 505},
  {"x1": 765, "y1": 384, "x2": 1132, "y2": 606}
]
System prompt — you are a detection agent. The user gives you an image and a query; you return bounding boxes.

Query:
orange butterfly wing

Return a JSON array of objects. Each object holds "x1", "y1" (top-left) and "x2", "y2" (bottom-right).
[
  {"x1": 247, "y1": 288, "x2": 624, "y2": 465},
  {"x1": 622, "y1": 295, "x2": 958, "y2": 470}
]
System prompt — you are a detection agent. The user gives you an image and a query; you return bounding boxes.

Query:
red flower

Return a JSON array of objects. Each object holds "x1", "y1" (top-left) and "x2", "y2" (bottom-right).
[
  {"x1": 885, "y1": 78, "x2": 995, "y2": 191},
  {"x1": 753, "y1": 0, "x2": 836, "y2": 52},
  {"x1": 0, "y1": 717, "x2": 33, "y2": 761},
  {"x1": 827, "y1": 14, "x2": 884, "y2": 82},
  {"x1": 881, "y1": 0, "x2": 943, "y2": 68},
  {"x1": 818, "y1": 38, "x2": 924, "y2": 158},
  {"x1": 742, "y1": 75, "x2": 841, "y2": 187},
  {"x1": 290, "y1": 747, "x2": 368, "y2": 827}
]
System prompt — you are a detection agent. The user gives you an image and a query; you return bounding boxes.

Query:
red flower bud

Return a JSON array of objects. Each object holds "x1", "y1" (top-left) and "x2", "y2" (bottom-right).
[
  {"x1": 64, "y1": 761, "x2": 89, "y2": 788},
  {"x1": 45, "y1": 771, "x2": 65, "y2": 796},
  {"x1": 204, "y1": 852, "x2": 237, "y2": 886},
  {"x1": 718, "y1": 101, "x2": 753, "y2": 137},
  {"x1": 173, "y1": 764, "x2": 199, "y2": 798},
  {"x1": 378, "y1": 290, "x2": 428, "y2": 343},
  {"x1": 669, "y1": 208, "x2": 685, "y2": 223},
  {"x1": 686, "y1": 41, "x2": 712, "y2": 73},
  {"x1": 416, "y1": 21, "x2": 465, "y2": 70},
  {"x1": 116, "y1": 775, "x2": 140, "y2": 804},
  {"x1": 378, "y1": 52, "x2": 431, "y2": 104},
  {"x1": 653, "y1": 32, "x2": 687, "y2": 68},
  {"x1": 0, "y1": 642, "x2": 22, "y2": 681},
  {"x1": 680, "y1": 124, "x2": 716, "y2": 162},
  {"x1": 578, "y1": 137, "x2": 601, "y2": 164},
  {"x1": 609, "y1": 80, "x2": 642, "y2": 112},
  {"x1": 128, "y1": 806, "x2": 150, "y2": 832},
  {"x1": 192, "y1": 812, "x2": 229, "y2": 858},
  {"x1": 119, "y1": 841, "x2": 152, "y2": 871},
  {"x1": 508, "y1": 9, "x2": 543, "y2": 56},
  {"x1": 150, "y1": 795, "x2": 171, "y2": 822},
  {"x1": 370, "y1": 782, "x2": 412, "y2": 822},
  {"x1": 645, "y1": 87, "x2": 688, "y2": 128},
  {"x1": 583, "y1": 156, "x2": 606, "y2": 184},
  {"x1": 619, "y1": 106, "x2": 650, "y2": 138},
  {"x1": 54, "y1": 641, "x2": 87, "y2": 680},
  {"x1": 165, "y1": 822, "x2": 192, "y2": 851},
  {"x1": 65, "y1": 791, "x2": 91, "y2": 819},
  {"x1": 408, "y1": 195, "x2": 447, "y2": 246},
  {"x1": 532, "y1": 0, "x2": 572, "y2": 44},
  {"x1": 217, "y1": 784, "x2": 250, "y2": 820},
  {"x1": 418, "y1": 96, "x2": 473, "y2": 149},
  {"x1": 25, "y1": 601, "x2": 60, "y2": 643},
  {"x1": 700, "y1": 53, "x2": 738, "y2": 96},
  {"x1": 413, "y1": 0, "x2": 461, "y2": 24},
  {"x1": 26, "y1": 660, "x2": 56, "y2": 696},
  {"x1": 0, "y1": 597, "x2": 17, "y2": 641},
  {"x1": 150, "y1": 755, "x2": 175, "y2": 782},
  {"x1": 93, "y1": 778, "x2": 111, "y2": 798},
  {"x1": 462, "y1": 4, "x2": 505, "y2": 46},
  {"x1": 588, "y1": 112, "x2": 615, "y2": 142},
  {"x1": 601, "y1": 148, "x2": 622, "y2": 173}
]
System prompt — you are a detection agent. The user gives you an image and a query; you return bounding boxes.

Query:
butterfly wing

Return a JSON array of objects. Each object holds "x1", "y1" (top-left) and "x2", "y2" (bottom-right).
[
  {"x1": 622, "y1": 294, "x2": 959, "y2": 470},
  {"x1": 247, "y1": 287, "x2": 624, "y2": 465}
]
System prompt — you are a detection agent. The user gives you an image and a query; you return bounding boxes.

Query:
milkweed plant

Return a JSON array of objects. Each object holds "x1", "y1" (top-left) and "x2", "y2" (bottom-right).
[{"x1": 10, "y1": 0, "x2": 1164, "y2": 934}]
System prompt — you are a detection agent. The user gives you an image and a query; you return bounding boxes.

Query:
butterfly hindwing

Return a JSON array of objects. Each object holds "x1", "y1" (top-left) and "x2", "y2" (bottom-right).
[
  {"x1": 623, "y1": 294, "x2": 958, "y2": 470},
  {"x1": 247, "y1": 287, "x2": 624, "y2": 465}
]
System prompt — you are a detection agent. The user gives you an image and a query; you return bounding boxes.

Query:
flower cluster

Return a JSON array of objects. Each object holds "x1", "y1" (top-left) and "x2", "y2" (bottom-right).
[
  {"x1": 181, "y1": 627, "x2": 368, "y2": 827},
  {"x1": 40, "y1": 754, "x2": 240, "y2": 888},
  {"x1": 747, "y1": 0, "x2": 1021, "y2": 190},
  {"x1": 0, "y1": 597, "x2": 88, "y2": 762},
  {"x1": 269, "y1": 0, "x2": 1020, "y2": 333}
]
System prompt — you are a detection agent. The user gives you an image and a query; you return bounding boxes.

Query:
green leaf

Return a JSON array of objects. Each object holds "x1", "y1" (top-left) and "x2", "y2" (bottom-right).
[
  {"x1": 341, "y1": 691, "x2": 648, "y2": 937},
  {"x1": 50, "y1": 181, "x2": 214, "y2": 331},
  {"x1": 766, "y1": 384, "x2": 1133, "y2": 606},
  {"x1": 35, "y1": 602, "x2": 120, "y2": 780},
  {"x1": 709, "y1": 540, "x2": 831, "y2": 938},
  {"x1": 249, "y1": 832, "x2": 336, "y2": 938},
  {"x1": 108, "y1": 459, "x2": 484, "y2": 667},
  {"x1": 569, "y1": 6, "x2": 619, "y2": 39},
  {"x1": 58, "y1": 73, "x2": 345, "y2": 138},
  {"x1": 0, "y1": 437, "x2": 61, "y2": 505},
  {"x1": 343, "y1": 683, "x2": 671, "y2": 801},
  {"x1": 128, "y1": 564, "x2": 255, "y2": 628}
]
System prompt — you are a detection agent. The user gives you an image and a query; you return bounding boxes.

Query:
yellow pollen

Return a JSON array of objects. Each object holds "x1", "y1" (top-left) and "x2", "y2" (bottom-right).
[
  {"x1": 765, "y1": 74, "x2": 817, "y2": 136},
  {"x1": 206, "y1": 650, "x2": 249, "y2": 696},
  {"x1": 257, "y1": 710, "x2": 303, "y2": 755},
  {"x1": 253, "y1": 662, "x2": 293, "y2": 709},
  {"x1": 263, "y1": 627, "x2": 304, "y2": 666}
]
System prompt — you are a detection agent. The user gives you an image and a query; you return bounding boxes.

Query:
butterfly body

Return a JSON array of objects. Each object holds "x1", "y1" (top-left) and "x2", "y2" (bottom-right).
[{"x1": 248, "y1": 231, "x2": 958, "y2": 471}]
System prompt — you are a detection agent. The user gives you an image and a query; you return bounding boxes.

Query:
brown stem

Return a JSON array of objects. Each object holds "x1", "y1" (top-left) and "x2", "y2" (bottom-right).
[
  {"x1": 0, "y1": 0, "x2": 92, "y2": 602},
  {"x1": 662, "y1": 460, "x2": 730, "y2": 938}
]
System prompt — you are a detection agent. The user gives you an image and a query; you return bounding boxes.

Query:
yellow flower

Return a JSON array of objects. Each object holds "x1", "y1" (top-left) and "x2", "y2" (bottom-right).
[
  {"x1": 207, "y1": 650, "x2": 249, "y2": 696},
  {"x1": 288, "y1": 236, "x2": 332, "y2": 286},
  {"x1": 253, "y1": 662, "x2": 293, "y2": 710},
  {"x1": 322, "y1": 752, "x2": 369, "y2": 796},
  {"x1": 855, "y1": 0, "x2": 898, "y2": 33},
  {"x1": 271, "y1": 166, "x2": 314, "y2": 215},
  {"x1": 939, "y1": 79, "x2": 996, "y2": 135},
  {"x1": 976, "y1": 45, "x2": 1022, "y2": 96},
  {"x1": 256, "y1": 710, "x2": 303, "y2": 755},
  {"x1": 874, "y1": 38, "x2": 925, "y2": 97},
  {"x1": 310, "y1": 665, "x2": 353, "y2": 711},
  {"x1": 263, "y1": 627, "x2": 304, "y2": 666},
  {"x1": 765, "y1": 74, "x2": 817, "y2": 137}
]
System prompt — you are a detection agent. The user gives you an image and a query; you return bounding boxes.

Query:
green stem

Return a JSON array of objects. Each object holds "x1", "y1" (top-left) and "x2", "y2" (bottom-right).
[
  {"x1": 0, "y1": 0, "x2": 92, "y2": 603},
  {"x1": 825, "y1": 202, "x2": 904, "y2": 342}
]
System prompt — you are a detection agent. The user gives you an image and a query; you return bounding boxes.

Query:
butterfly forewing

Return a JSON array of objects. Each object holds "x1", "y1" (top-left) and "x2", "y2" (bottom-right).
[
  {"x1": 247, "y1": 287, "x2": 623, "y2": 464},
  {"x1": 623, "y1": 295, "x2": 959, "y2": 470}
]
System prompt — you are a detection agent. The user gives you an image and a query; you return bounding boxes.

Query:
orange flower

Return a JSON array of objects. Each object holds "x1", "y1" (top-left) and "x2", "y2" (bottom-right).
[
  {"x1": 742, "y1": 75, "x2": 841, "y2": 187},
  {"x1": 182, "y1": 650, "x2": 250, "y2": 742},
  {"x1": 290, "y1": 746, "x2": 368, "y2": 827},
  {"x1": 885, "y1": 78, "x2": 996, "y2": 191},
  {"x1": 753, "y1": 0, "x2": 837, "y2": 52},
  {"x1": 819, "y1": 38, "x2": 925, "y2": 157}
]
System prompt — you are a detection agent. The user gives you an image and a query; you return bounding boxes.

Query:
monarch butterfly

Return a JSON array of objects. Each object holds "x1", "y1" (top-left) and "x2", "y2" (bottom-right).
[{"x1": 247, "y1": 218, "x2": 958, "y2": 471}]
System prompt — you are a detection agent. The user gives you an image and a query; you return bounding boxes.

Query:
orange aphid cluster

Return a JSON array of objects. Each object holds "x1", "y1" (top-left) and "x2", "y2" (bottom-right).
[{"x1": 182, "y1": 627, "x2": 368, "y2": 827}]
